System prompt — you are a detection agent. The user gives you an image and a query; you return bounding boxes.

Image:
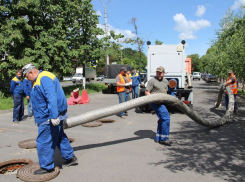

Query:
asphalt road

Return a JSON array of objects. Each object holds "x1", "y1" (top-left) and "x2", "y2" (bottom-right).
[{"x1": 0, "y1": 80, "x2": 244, "y2": 182}]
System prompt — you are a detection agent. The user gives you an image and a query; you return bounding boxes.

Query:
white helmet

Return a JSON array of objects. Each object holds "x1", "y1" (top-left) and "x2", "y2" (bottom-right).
[{"x1": 22, "y1": 63, "x2": 36, "y2": 77}]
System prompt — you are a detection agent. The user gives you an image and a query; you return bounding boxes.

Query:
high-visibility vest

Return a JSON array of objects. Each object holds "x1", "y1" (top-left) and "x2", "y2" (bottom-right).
[
  {"x1": 226, "y1": 76, "x2": 237, "y2": 94},
  {"x1": 117, "y1": 74, "x2": 132, "y2": 93}
]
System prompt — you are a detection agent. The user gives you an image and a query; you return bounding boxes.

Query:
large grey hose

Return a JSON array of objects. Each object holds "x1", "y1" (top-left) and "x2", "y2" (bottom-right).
[{"x1": 64, "y1": 85, "x2": 234, "y2": 129}]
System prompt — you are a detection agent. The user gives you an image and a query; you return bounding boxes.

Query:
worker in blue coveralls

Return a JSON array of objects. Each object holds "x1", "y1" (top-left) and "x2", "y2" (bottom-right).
[
  {"x1": 10, "y1": 69, "x2": 24, "y2": 123},
  {"x1": 145, "y1": 66, "x2": 172, "y2": 146},
  {"x1": 22, "y1": 63, "x2": 77, "y2": 175},
  {"x1": 129, "y1": 67, "x2": 142, "y2": 99},
  {"x1": 23, "y1": 77, "x2": 33, "y2": 119}
]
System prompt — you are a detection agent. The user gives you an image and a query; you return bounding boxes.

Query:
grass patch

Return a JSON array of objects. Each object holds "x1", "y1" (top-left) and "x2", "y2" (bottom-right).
[
  {"x1": 238, "y1": 89, "x2": 245, "y2": 96},
  {"x1": 0, "y1": 83, "x2": 107, "y2": 110}
]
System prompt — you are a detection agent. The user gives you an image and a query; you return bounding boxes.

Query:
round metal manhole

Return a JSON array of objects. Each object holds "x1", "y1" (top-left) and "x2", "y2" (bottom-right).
[
  {"x1": 16, "y1": 163, "x2": 60, "y2": 182},
  {"x1": 0, "y1": 159, "x2": 33, "y2": 175},
  {"x1": 0, "y1": 128, "x2": 6, "y2": 133},
  {"x1": 19, "y1": 137, "x2": 74, "y2": 149},
  {"x1": 97, "y1": 119, "x2": 115, "y2": 123},
  {"x1": 18, "y1": 139, "x2": 36, "y2": 149},
  {"x1": 81, "y1": 121, "x2": 102, "y2": 127}
]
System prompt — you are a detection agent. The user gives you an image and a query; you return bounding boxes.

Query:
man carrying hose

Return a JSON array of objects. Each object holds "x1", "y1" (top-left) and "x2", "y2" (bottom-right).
[
  {"x1": 224, "y1": 70, "x2": 238, "y2": 113},
  {"x1": 22, "y1": 63, "x2": 77, "y2": 175},
  {"x1": 145, "y1": 66, "x2": 172, "y2": 146}
]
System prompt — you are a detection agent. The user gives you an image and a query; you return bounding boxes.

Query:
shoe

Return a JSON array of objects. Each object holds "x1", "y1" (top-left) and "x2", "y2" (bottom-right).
[
  {"x1": 13, "y1": 121, "x2": 19, "y2": 124},
  {"x1": 63, "y1": 156, "x2": 78, "y2": 167},
  {"x1": 120, "y1": 115, "x2": 126, "y2": 119},
  {"x1": 154, "y1": 139, "x2": 159, "y2": 143},
  {"x1": 125, "y1": 112, "x2": 128, "y2": 116},
  {"x1": 34, "y1": 168, "x2": 54, "y2": 175},
  {"x1": 27, "y1": 116, "x2": 32, "y2": 119},
  {"x1": 159, "y1": 140, "x2": 173, "y2": 146}
]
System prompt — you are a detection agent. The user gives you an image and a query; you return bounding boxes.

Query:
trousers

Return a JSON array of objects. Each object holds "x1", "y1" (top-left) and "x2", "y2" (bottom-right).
[
  {"x1": 150, "y1": 103, "x2": 170, "y2": 141},
  {"x1": 131, "y1": 85, "x2": 139, "y2": 99},
  {"x1": 225, "y1": 94, "x2": 237, "y2": 110},
  {"x1": 36, "y1": 120, "x2": 74, "y2": 170},
  {"x1": 118, "y1": 92, "x2": 130, "y2": 116},
  {"x1": 13, "y1": 95, "x2": 24, "y2": 122}
]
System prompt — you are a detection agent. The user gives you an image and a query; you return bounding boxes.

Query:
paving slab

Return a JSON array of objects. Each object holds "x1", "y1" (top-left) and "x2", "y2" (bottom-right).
[{"x1": 0, "y1": 80, "x2": 244, "y2": 182}]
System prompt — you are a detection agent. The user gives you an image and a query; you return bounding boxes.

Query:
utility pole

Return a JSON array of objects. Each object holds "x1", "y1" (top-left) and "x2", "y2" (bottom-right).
[{"x1": 100, "y1": 0, "x2": 111, "y2": 65}]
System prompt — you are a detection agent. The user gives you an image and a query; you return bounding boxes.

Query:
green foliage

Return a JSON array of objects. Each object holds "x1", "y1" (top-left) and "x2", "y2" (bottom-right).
[
  {"x1": 187, "y1": 54, "x2": 200, "y2": 72},
  {"x1": 155, "y1": 39, "x2": 163, "y2": 45},
  {"x1": 0, "y1": 0, "x2": 107, "y2": 82}
]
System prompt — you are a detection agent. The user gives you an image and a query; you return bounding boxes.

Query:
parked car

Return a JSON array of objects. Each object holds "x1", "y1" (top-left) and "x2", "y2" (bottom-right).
[
  {"x1": 201, "y1": 73, "x2": 207, "y2": 80},
  {"x1": 205, "y1": 75, "x2": 217, "y2": 83},
  {"x1": 72, "y1": 73, "x2": 83, "y2": 83},
  {"x1": 96, "y1": 75, "x2": 104, "y2": 81},
  {"x1": 193, "y1": 72, "x2": 201, "y2": 80}
]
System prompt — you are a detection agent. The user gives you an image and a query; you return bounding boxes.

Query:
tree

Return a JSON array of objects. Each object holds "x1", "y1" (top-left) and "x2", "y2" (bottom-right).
[
  {"x1": 124, "y1": 17, "x2": 144, "y2": 73},
  {"x1": 187, "y1": 54, "x2": 200, "y2": 72},
  {"x1": 0, "y1": 0, "x2": 107, "y2": 81},
  {"x1": 155, "y1": 39, "x2": 163, "y2": 45}
]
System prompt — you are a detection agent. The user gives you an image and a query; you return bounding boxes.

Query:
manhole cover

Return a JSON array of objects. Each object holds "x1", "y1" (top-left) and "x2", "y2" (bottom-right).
[
  {"x1": 0, "y1": 159, "x2": 33, "y2": 175},
  {"x1": 16, "y1": 163, "x2": 59, "y2": 182},
  {"x1": 19, "y1": 138, "x2": 74, "y2": 149},
  {"x1": 82, "y1": 121, "x2": 102, "y2": 127},
  {"x1": 0, "y1": 128, "x2": 6, "y2": 133},
  {"x1": 18, "y1": 139, "x2": 36, "y2": 149},
  {"x1": 98, "y1": 119, "x2": 115, "y2": 123}
]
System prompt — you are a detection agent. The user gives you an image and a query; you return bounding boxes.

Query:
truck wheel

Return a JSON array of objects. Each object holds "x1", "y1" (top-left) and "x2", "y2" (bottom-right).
[
  {"x1": 72, "y1": 81, "x2": 76, "y2": 84},
  {"x1": 88, "y1": 78, "x2": 91, "y2": 82},
  {"x1": 110, "y1": 86, "x2": 114, "y2": 94}
]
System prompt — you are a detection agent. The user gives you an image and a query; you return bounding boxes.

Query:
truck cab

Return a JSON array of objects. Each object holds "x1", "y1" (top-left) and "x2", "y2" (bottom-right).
[{"x1": 140, "y1": 41, "x2": 193, "y2": 111}]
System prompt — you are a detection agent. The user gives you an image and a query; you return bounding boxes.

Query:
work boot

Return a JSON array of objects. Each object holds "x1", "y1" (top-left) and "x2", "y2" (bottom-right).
[
  {"x1": 154, "y1": 139, "x2": 159, "y2": 143},
  {"x1": 63, "y1": 156, "x2": 78, "y2": 167},
  {"x1": 159, "y1": 140, "x2": 173, "y2": 146},
  {"x1": 120, "y1": 115, "x2": 126, "y2": 119},
  {"x1": 34, "y1": 168, "x2": 54, "y2": 175}
]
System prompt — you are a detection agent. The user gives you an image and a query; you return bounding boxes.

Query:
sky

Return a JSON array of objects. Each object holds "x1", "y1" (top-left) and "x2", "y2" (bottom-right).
[{"x1": 91, "y1": 0, "x2": 245, "y2": 57}]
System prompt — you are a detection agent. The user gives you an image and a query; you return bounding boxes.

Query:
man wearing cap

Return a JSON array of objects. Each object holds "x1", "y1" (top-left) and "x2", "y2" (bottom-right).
[
  {"x1": 116, "y1": 67, "x2": 132, "y2": 119},
  {"x1": 10, "y1": 69, "x2": 24, "y2": 123},
  {"x1": 145, "y1": 66, "x2": 172, "y2": 146},
  {"x1": 224, "y1": 70, "x2": 238, "y2": 113},
  {"x1": 129, "y1": 67, "x2": 142, "y2": 99},
  {"x1": 22, "y1": 63, "x2": 77, "y2": 175}
]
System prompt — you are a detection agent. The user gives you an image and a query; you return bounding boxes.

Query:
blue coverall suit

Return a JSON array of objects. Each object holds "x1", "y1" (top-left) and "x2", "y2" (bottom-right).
[
  {"x1": 10, "y1": 76, "x2": 24, "y2": 122},
  {"x1": 129, "y1": 73, "x2": 141, "y2": 99},
  {"x1": 23, "y1": 78, "x2": 33, "y2": 117},
  {"x1": 31, "y1": 70, "x2": 74, "y2": 170},
  {"x1": 150, "y1": 103, "x2": 170, "y2": 141}
]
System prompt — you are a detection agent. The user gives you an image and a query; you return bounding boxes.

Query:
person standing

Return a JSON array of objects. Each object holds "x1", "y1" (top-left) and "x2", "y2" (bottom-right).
[
  {"x1": 23, "y1": 77, "x2": 33, "y2": 119},
  {"x1": 129, "y1": 67, "x2": 142, "y2": 99},
  {"x1": 145, "y1": 66, "x2": 172, "y2": 146},
  {"x1": 116, "y1": 67, "x2": 132, "y2": 119},
  {"x1": 224, "y1": 70, "x2": 238, "y2": 113},
  {"x1": 10, "y1": 69, "x2": 24, "y2": 123},
  {"x1": 22, "y1": 63, "x2": 77, "y2": 175}
]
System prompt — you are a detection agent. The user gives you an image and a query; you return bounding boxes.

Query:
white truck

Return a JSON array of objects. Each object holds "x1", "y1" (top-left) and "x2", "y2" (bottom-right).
[
  {"x1": 140, "y1": 41, "x2": 193, "y2": 111},
  {"x1": 72, "y1": 67, "x2": 96, "y2": 83}
]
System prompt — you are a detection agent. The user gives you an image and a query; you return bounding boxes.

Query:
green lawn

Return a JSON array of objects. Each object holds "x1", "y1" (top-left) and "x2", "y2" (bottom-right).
[
  {"x1": 238, "y1": 89, "x2": 245, "y2": 96},
  {"x1": 0, "y1": 83, "x2": 107, "y2": 111}
]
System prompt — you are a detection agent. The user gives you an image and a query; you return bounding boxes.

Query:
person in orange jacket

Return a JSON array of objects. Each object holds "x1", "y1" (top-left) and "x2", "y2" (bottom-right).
[
  {"x1": 116, "y1": 67, "x2": 132, "y2": 119},
  {"x1": 224, "y1": 70, "x2": 237, "y2": 113}
]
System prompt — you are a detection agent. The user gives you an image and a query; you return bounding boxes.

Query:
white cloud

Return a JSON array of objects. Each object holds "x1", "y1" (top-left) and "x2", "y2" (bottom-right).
[
  {"x1": 96, "y1": 10, "x2": 102, "y2": 17},
  {"x1": 173, "y1": 13, "x2": 211, "y2": 40},
  {"x1": 195, "y1": 5, "x2": 206, "y2": 17},
  {"x1": 231, "y1": 0, "x2": 245, "y2": 10},
  {"x1": 97, "y1": 23, "x2": 136, "y2": 41}
]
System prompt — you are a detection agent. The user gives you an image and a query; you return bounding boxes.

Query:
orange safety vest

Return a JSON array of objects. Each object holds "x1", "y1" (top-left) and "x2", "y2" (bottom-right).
[
  {"x1": 117, "y1": 74, "x2": 132, "y2": 93},
  {"x1": 226, "y1": 75, "x2": 237, "y2": 94}
]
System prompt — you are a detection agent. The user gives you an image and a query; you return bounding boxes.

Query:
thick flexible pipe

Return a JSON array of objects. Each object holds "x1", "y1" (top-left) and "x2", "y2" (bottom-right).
[
  {"x1": 186, "y1": 72, "x2": 192, "y2": 88},
  {"x1": 64, "y1": 86, "x2": 234, "y2": 129}
]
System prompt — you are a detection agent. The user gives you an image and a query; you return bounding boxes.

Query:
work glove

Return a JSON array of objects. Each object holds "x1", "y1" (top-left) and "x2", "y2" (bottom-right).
[
  {"x1": 51, "y1": 117, "x2": 60, "y2": 126},
  {"x1": 125, "y1": 82, "x2": 132, "y2": 86}
]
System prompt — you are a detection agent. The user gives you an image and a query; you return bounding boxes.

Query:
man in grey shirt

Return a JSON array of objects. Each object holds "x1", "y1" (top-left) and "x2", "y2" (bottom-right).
[
  {"x1": 116, "y1": 67, "x2": 132, "y2": 118},
  {"x1": 145, "y1": 66, "x2": 172, "y2": 146}
]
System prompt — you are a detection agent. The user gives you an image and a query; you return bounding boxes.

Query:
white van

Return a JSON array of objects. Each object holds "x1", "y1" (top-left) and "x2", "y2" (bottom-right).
[{"x1": 193, "y1": 72, "x2": 201, "y2": 80}]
